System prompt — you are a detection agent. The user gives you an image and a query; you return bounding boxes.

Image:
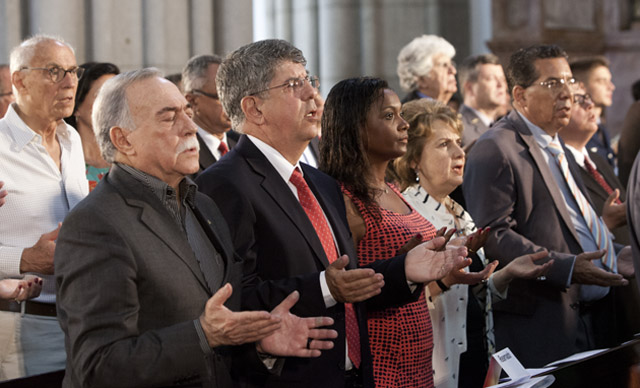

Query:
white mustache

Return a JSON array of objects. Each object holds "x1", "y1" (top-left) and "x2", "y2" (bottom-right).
[{"x1": 176, "y1": 137, "x2": 200, "y2": 154}]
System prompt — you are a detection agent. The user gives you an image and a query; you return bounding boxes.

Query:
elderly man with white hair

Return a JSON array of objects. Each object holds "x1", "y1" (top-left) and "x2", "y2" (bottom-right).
[
  {"x1": 0, "y1": 35, "x2": 88, "y2": 379},
  {"x1": 397, "y1": 34, "x2": 458, "y2": 104}
]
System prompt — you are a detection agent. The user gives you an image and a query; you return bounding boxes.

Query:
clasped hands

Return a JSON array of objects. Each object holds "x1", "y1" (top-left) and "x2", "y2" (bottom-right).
[{"x1": 199, "y1": 283, "x2": 337, "y2": 358}]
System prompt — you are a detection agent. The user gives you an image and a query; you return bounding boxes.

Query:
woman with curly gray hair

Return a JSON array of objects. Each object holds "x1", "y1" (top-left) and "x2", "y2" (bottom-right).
[{"x1": 397, "y1": 35, "x2": 457, "y2": 104}]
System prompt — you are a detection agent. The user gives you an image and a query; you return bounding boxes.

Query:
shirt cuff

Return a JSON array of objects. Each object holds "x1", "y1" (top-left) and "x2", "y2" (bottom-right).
[
  {"x1": 319, "y1": 271, "x2": 337, "y2": 308},
  {"x1": 488, "y1": 275, "x2": 508, "y2": 301},
  {"x1": 193, "y1": 319, "x2": 213, "y2": 356},
  {"x1": 0, "y1": 246, "x2": 26, "y2": 278},
  {"x1": 566, "y1": 256, "x2": 576, "y2": 288}
]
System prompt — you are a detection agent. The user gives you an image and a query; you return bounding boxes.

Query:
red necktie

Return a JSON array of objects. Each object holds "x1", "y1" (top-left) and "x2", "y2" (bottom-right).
[
  {"x1": 289, "y1": 168, "x2": 361, "y2": 368},
  {"x1": 218, "y1": 142, "x2": 229, "y2": 156},
  {"x1": 584, "y1": 159, "x2": 622, "y2": 205}
]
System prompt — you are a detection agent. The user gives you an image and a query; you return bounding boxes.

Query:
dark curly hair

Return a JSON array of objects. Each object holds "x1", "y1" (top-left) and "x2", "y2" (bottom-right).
[
  {"x1": 65, "y1": 62, "x2": 120, "y2": 128},
  {"x1": 319, "y1": 77, "x2": 389, "y2": 217}
]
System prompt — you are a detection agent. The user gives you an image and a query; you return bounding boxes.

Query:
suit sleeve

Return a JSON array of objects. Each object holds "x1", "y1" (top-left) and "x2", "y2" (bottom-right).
[
  {"x1": 55, "y1": 206, "x2": 211, "y2": 388},
  {"x1": 463, "y1": 137, "x2": 574, "y2": 289}
]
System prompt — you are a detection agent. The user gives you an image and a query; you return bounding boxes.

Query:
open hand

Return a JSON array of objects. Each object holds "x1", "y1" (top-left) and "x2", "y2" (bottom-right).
[
  {"x1": 442, "y1": 259, "x2": 498, "y2": 287},
  {"x1": 571, "y1": 250, "x2": 628, "y2": 287},
  {"x1": 199, "y1": 284, "x2": 281, "y2": 348},
  {"x1": 404, "y1": 237, "x2": 469, "y2": 283},
  {"x1": 616, "y1": 246, "x2": 635, "y2": 278},
  {"x1": 326, "y1": 255, "x2": 384, "y2": 303},
  {"x1": 258, "y1": 291, "x2": 337, "y2": 357}
]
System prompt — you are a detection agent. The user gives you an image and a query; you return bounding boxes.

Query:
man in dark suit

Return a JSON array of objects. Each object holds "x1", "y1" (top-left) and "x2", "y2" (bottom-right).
[
  {"x1": 55, "y1": 68, "x2": 337, "y2": 388},
  {"x1": 197, "y1": 39, "x2": 466, "y2": 388},
  {"x1": 457, "y1": 53, "x2": 508, "y2": 149},
  {"x1": 182, "y1": 55, "x2": 236, "y2": 175},
  {"x1": 558, "y1": 86, "x2": 640, "y2": 346},
  {"x1": 464, "y1": 44, "x2": 631, "y2": 368},
  {"x1": 570, "y1": 56, "x2": 617, "y2": 169}
]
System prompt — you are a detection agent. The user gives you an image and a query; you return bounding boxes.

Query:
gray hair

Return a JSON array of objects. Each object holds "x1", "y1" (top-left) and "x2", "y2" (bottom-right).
[
  {"x1": 216, "y1": 39, "x2": 306, "y2": 131},
  {"x1": 397, "y1": 35, "x2": 455, "y2": 92},
  {"x1": 182, "y1": 54, "x2": 223, "y2": 93},
  {"x1": 92, "y1": 68, "x2": 163, "y2": 163},
  {"x1": 9, "y1": 34, "x2": 75, "y2": 74}
]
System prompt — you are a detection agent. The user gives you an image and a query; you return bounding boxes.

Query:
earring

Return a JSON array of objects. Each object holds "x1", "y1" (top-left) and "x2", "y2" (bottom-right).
[{"x1": 414, "y1": 169, "x2": 420, "y2": 183}]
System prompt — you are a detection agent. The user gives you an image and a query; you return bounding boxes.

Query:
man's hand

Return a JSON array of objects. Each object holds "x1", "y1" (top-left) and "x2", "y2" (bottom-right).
[
  {"x1": 491, "y1": 251, "x2": 554, "y2": 293},
  {"x1": 602, "y1": 189, "x2": 626, "y2": 230},
  {"x1": 571, "y1": 250, "x2": 628, "y2": 287},
  {"x1": 0, "y1": 276, "x2": 43, "y2": 301},
  {"x1": 616, "y1": 246, "x2": 635, "y2": 278},
  {"x1": 199, "y1": 284, "x2": 281, "y2": 348},
  {"x1": 257, "y1": 291, "x2": 337, "y2": 357},
  {"x1": 326, "y1": 255, "x2": 384, "y2": 303},
  {"x1": 20, "y1": 223, "x2": 61, "y2": 274},
  {"x1": 405, "y1": 237, "x2": 469, "y2": 284},
  {"x1": 0, "y1": 181, "x2": 7, "y2": 207}
]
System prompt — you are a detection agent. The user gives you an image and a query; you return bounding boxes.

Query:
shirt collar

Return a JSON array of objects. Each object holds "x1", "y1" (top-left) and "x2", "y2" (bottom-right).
[
  {"x1": 517, "y1": 110, "x2": 556, "y2": 150},
  {"x1": 246, "y1": 134, "x2": 302, "y2": 181},
  {"x1": 197, "y1": 126, "x2": 226, "y2": 152},
  {"x1": 116, "y1": 162, "x2": 197, "y2": 208},
  {"x1": 465, "y1": 105, "x2": 493, "y2": 127},
  {"x1": 564, "y1": 144, "x2": 593, "y2": 168},
  {"x1": 3, "y1": 103, "x2": 72, "y2": 151},
  {"x1": 416, "y1": 91, "x2": 434, "y2": 100}
]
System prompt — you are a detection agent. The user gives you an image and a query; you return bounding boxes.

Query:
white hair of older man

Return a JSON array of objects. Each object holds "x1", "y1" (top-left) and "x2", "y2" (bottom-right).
[
  {"x1": 92, "y1": 68, "x2": 163, "y2": 163},
  {"x1": 397, "y1": 34, "x2": 456, "y2": 93},
  {"x1": 9, "y1": 34, "x2": 74, "y2": 74}
]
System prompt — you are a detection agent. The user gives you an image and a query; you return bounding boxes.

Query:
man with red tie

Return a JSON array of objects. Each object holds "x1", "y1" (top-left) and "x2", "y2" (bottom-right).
[
  {"x1": 182, "y1": 54, "x2": 236, "y2": 176},
  {"x1": 559, "y1": 84, "x2": 640, "y2": 345},
  {"x1": 196, "y1": 39, "x2": 466, "y2": 388}
]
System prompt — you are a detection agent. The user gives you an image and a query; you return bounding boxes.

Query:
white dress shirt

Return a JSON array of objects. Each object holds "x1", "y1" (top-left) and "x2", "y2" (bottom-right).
[
  {"x1": 197, "y1": 127, "x2": 228, "y2": 160},
  {"x1": 0, "y1": 104, "x2": 88, "y2": 303}
]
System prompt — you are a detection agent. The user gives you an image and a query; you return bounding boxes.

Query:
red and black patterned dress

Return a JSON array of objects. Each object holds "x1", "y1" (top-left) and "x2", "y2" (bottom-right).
[{"x1": 343, "y1": 183, "x2": 436, "y2": 388}]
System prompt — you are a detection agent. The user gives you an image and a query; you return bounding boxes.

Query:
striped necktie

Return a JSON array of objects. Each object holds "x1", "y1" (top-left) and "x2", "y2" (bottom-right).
[{"x1": 547, "y1": 142, "x2": 617, "y2": 272}]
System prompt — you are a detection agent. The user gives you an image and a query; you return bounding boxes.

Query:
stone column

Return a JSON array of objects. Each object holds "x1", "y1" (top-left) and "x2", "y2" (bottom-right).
[
  {"x1": 213, "y1": 0, "x2": 253, "y2": 56},
  {"x1": 189, "y1": 0, "x2": 215, "y2": 57},
  {"x1": 0, "y1": 0, "x2": 24, "y2": 63},
  {"x1": 292, "y1": 0, "x2": 319, "y2": 77},
  {"x1": 28, "y1": 0, "x2": 86, "y2": 61},
  {"x1": 469, "y1": 0, "x2": 492, "y2": 55}
]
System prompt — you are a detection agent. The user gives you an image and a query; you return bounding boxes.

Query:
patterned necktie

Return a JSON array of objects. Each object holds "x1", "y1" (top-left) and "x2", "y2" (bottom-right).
[
  {"x1": 218, "y1": 141, "x2": 229, "y2": 156},
  {"x1": 547, "y1": 142, "x2": 617, "y2": 272},
  {"x1": 289, "y1": 168, "x2": 361, "y2": 368},
  {"x1": 583, "y1": 158, "x2": 622, "y2": 205}
]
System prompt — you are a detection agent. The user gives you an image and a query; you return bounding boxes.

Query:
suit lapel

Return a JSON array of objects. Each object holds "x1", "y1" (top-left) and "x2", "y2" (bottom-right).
[
  {"x1": 511, "y1": 113, "x2": 581, "y2": 245},
  {"x1": 197, "y1": 133, "x2": 217, "y2": 171},
  {"x1": 238, "y1": 136, "x2": 332, "y2": 269},
  {"x1": 191, "y1": 199, "x2": 234, "y2": 286},
  {"x1": 108, "y1": 165, "x2": 210, "y2": 292}
]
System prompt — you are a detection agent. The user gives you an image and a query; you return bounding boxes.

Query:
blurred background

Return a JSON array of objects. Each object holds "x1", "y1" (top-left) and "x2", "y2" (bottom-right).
[{"x1": 0, "y1": 0, "x2": 638, "y2": 139}]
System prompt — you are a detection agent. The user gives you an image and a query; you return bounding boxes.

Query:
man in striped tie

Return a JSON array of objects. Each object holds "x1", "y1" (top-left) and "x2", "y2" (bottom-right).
[{"x1": 464, "y1": 44, "x2": 634, "y2": 368}]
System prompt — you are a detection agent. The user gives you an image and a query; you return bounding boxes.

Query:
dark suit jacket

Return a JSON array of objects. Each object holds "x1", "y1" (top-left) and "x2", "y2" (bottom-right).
[
  {"x1": 463, "y1": 110, "x2": 588, "y2": 367},
  {"x1": 55, "y1": 164, "x2": 251, "y2": 388},
  {"x1": 628, "y1": 154, "x2": 640, "y2": 289},
  {"x1": 196, "y1": 135, "x2": 417, "y2": 387},
  {"x1": 194, "y1": 130, "x2": 240, "y2": 176},
  {"x1": 586, "y1": 123, "x2": 616, "y2": 169},
  {"x1": 460, "y1": 103, "x2": 491, "y2": 148}
]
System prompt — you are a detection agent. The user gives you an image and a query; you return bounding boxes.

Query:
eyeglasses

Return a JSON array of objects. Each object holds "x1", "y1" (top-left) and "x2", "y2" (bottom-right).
[
  {"x1": 537, "y1": 77, "x2": 577, "y2": 91},
  {"x1": 20, "y1": 66, "x2": 85, "y2": 83},
  {"x1": 250, "y1": 75, "x2": 320, "y2": 96},
  {"x1": 191, "y1": 89, "x2": 219, "y2": 100},
  {"x1": 0, "y1": 91, "x2": 12, "y2": 97},
  {"x1": 573, "y1": 93, "x2": 593, "y2": 106}
]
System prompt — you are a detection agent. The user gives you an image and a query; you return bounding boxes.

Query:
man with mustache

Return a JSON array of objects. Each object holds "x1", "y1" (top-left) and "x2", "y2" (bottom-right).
[
  {"x1": 55, "y1": 68, "x2": 337, "y2": 388},
  {"x1": 0, "y1": 35, "x2": 89, "y2": 380},
  {"x1": 464, "y1": 44, "x2": 631, "y2": 368}
]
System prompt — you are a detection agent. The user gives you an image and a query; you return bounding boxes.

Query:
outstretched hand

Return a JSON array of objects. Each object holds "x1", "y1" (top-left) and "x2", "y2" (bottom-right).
[
  {"x1": 20, "y1": 223, "x2": 61, "y2": 275},
  {"x1": 258, "y1": 291, "x2": 337, "y2": 358},
  {"x1": 404, "y1": 237, "x2": 469, "y2": 284},
  {"x1": 616, "y1": 246, "x2": 635, "y2": 278},
  {"x1": 199, "y1": 284, "x2": 281, "y2": 348},
  {"x1": 572, "y1": 250, "x2": 628, "y2": 287},
  {"x1": 326, "y1": 255, "x2": 384, "y2": 303},
  {"x1": 442, "y1": 259, "x2": 498, "y2": 287}
]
